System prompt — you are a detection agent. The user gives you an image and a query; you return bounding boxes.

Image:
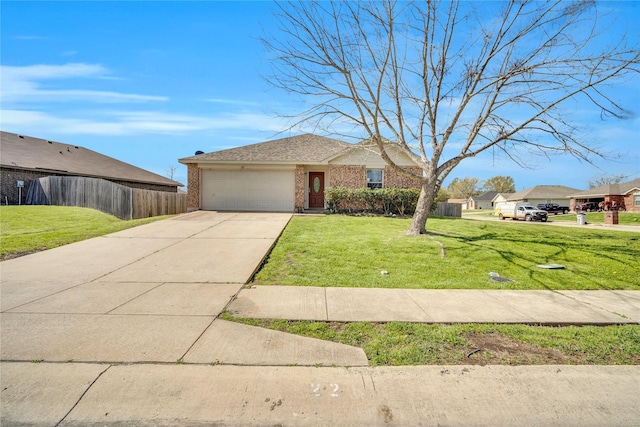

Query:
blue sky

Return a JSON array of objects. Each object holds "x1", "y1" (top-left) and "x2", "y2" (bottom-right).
[{"x1": 1, "y1": 1, "x2": 638, "y2": 191}]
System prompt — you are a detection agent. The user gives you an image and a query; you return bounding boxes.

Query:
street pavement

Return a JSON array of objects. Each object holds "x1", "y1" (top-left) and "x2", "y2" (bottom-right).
[{"x1": 1, "y1": 211, "x2": 639, "y2": 426}]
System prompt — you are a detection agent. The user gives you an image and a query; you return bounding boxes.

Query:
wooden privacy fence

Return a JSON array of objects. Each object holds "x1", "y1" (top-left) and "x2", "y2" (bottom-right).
[
  {"x1": 432, "y1": 202, "x2": 462, "y2": 218},
  {"x1": 26, "y1": 176, "x2": 186, "y2": 220}
]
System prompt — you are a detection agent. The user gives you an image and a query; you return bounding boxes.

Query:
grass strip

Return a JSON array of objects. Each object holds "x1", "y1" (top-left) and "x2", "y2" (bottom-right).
[
  {"x1": 548, "y1": 211, "x2": 640, "y2": 225},
  {"x1": 222, "y1": 314, "x2": 640, "y2": 366}
]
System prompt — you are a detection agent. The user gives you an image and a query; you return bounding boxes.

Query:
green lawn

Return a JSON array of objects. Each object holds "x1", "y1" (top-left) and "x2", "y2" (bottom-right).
[
  {"x1": 253, "y1": 215, "x2": 640, "y2": 290},
  {"x1": 549, "y1": 211, "x2": 640, "y2": 225},
  {"x1": 224, "y1": 316, "x2": 640, "y2": 366},
  {"x1": 0, "y1": 206, "x2": 172, "y2": 260}
]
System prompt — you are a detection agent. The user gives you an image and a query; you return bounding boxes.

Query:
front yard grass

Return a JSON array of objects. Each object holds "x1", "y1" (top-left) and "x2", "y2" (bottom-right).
[
  {"x1": 0, "y1": 206, "x2": 172, "y2": 260},
  {"x1": 253, "y1": 215, "x2": 640, "y2": 290},
  {"x1": 549, "y1": 211, "x2": 640, "y2": 225}
]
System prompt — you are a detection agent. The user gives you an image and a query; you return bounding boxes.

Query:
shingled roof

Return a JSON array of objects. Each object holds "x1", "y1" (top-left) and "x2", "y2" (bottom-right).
[
  {"x1": 508, "y1": 185, "x2": 582, "y2": 201},
  {"x1": 1, "y1": 131, "x2": 182, "y2": 187},
  {"x1": 469, "y1": 191, "x2": 499, "y2": 201},
  {"x1": 179, "y1": 134, "x2": 351, "y2": 164},
  {"x1": 569, "y1": 178, "x2": 640, "y2": 197}
]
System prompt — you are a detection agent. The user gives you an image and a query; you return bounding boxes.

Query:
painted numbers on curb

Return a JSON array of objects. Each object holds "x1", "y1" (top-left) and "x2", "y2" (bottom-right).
[{"x1": 310, "y1": 383, "x2": 340, "y2": 397}]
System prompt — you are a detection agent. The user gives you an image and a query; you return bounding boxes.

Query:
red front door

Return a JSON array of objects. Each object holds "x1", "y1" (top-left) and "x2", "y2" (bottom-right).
[{"x1": 309, "y1": 172, "x2": 325, "y2": 208}]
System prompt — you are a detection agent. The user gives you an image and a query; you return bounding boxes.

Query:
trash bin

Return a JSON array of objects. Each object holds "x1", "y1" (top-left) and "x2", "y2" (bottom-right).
[{"x1": 577, "y1": 212, "x2": 586, "y2": 225}]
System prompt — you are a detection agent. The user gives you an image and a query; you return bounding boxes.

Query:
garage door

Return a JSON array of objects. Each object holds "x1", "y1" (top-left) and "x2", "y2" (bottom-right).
[{"x1": 201, "y1": 169, "x2": 295, "y2": 212}]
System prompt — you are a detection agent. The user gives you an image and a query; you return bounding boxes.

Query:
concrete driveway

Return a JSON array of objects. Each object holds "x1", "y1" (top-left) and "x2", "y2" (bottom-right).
[{"x1": 0, "y1": 211, "x2": 366, "y2": 366}]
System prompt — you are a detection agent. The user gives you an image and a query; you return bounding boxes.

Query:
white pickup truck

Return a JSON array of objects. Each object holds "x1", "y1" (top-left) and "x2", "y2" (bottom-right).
[{"x1": 495, "y1": 202, "x2": 548, "y2": 222}]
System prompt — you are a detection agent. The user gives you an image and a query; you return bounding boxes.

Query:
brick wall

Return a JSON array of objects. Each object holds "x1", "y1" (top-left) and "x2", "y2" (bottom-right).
[
  {"x1": 622, "y1": 194, "x2": 639, "y2": 212},
  {"x1": 384, "y1": 166, "x2": 423, "y2": 188},
  {"x1": 186, "y1": 163, "x2": 200, "y2": 211},
  {"x1": 295, "y1": 165, "x2": 305, "y2": 212},
  {"x1": 329, "y1": 165, "x2": 366, "y2": 188},
  {"x1": 0, "y1": 168, "x2": 41, "y2": 205},
  {"x1": 1, "y1": 167, "x2": 177, "y2": 205}
]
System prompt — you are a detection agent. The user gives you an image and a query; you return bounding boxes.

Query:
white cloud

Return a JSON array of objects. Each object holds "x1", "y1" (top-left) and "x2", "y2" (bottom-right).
[
  {"x1": 0, "y1": 63, "x2": 167, "y2": 104},
  {"x1": 204, "y1": 98, "x2": 262, "y2": 107},
  {"x1": 0, "y1": 109, "x2": 288, "y2": 136}
]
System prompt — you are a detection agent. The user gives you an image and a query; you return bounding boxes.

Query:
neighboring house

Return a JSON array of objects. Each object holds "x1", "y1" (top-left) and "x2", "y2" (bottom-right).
[
  {"x1": 568, "y1": 178, "x2": 640, "y2": 212},
  {"x1": 492, "y1": 192, "x2": 513, "y2": 206},
  {"x1": 0, "y1": 131, "x2": 183, "y2": 205},
  {"x1": 178, "y1": 134, "x2": 422, "y2": 212},
  {"x1": 446, "y1": 198, "x2": 469, "y2": 210},
  {"x1": 505, "y1": 185, "x2": 582, "y2": 208},
  {"x1": 467, "y1": 191, "x2": 499, "y2": 210}
]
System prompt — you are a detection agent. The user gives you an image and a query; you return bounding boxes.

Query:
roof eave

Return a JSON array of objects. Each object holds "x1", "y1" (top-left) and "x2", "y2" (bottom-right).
[
  {"x1": 180, "y1": 159, "x2": 330, "y2": 166},
  {"x1": 1, "y1": 164, "x2": 182, "y2": 187}
]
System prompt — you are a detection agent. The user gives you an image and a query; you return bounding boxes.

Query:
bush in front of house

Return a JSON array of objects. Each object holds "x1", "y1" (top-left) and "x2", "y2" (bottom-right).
[{"x1": 325, "y1": 187, "x2": 421, "y2": 216}]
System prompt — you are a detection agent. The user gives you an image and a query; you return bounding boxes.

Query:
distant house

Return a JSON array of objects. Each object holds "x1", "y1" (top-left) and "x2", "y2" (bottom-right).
[
  {"x1": 492, "y1": 192, "x2": 513, "y2": 207},
  {"x1": 179, "y1": 134, "x2": 422, "y2": 212},
  {"x1": 1, "y1": 131, "x2": 183, "y2": 205},
  {"x1": 506, "y1": 185, "x2": 581, "y2": 208},
  {"x1": 446, "y1": 198, "x2": 469, "y2": 210},
  {"x1": 568, "y1": 178, "x2": 640, "y2": 212},
  {"x1": 467, "y1": 191, "x2": 499, "y2": 210}
]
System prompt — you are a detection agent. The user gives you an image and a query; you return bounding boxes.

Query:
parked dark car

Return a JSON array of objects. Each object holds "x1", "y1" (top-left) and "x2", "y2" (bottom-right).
[
  {"x1": 536, "y1": 203, "x2": 569, "y2": 215},
  {"x1": 575, "y1": 202, "x2": 598, "y2": 212}
]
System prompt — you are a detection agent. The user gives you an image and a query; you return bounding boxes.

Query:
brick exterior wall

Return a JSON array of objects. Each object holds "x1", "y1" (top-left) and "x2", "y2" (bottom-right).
[
  {"x1": 622, "y1": 193, "x2": 639, "y2": 212},
  {"x1": 384, "y1": 166, "x2": 423, "y2": 188},
  {"x1": 295, "y1": 165, "x2": 305, "y2": 212},
  {"x1": 1, "y1": 167, "x2": 177, "y2": 205},
  {"x1": 186, "y1": 163, "x2": 200, "y2": 211},
  {"x1": 329, "y1": 165, "x2": 366, "y2": 188}
]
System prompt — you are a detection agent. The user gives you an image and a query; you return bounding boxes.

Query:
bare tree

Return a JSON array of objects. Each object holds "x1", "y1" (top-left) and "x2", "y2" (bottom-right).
[
  {"x1": 263, "y1": 0, "x2": 639, "y2": 235},
  {"x1": 166, "y1": 164, "x2": 178, "y2": 181},
  {"x1": 588, "y1": 174, "x2": 629, "y2": 189}
]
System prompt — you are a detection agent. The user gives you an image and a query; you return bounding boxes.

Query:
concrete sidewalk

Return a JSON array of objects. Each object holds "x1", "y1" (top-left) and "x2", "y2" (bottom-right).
[
  {"x1": 228, "y1": 286, "x2": 640, "y2": 324},
  {"x1": 4, "y1": 363, "x2": 639, "y2": 426},
  {"x1": 2, "y1": 210, "x2": 639, "y2": 426}
]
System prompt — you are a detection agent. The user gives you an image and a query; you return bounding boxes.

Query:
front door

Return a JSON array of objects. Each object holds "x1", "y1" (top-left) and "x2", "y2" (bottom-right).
[{"x1": 309, "y1": 172, "x2": 325, "y2": 208}]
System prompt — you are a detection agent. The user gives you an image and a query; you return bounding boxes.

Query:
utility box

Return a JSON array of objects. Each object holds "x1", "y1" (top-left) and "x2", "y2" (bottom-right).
[{"x1": 604, "y1": 211, "x2": 619, "y2": 225}]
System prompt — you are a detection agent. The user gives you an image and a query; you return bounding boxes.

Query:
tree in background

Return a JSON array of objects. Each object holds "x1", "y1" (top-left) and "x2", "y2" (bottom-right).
[
  {"x1": 447, "y1": 178, "x2": 481, "y2": 200},
  {"x1": 264, "y1": 1, "x2": 639, "y2": 235},
  {"x1": 166, "y1": 164, "x2": 178, "y2": 181},
  {"x1": 588, "y1": 174, "x2": 629, "y2": 189},
  {"x1": 483, "y1": 176, "x2": 516, "y2": 193}
]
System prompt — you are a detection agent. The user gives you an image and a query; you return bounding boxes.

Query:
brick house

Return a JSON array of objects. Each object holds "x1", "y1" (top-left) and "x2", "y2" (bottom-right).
[
  {"x1": 178, "y1": 134, "x2": 422, "y2": 212},
  {"x1": 0, "y1": 131, "x2": 183, "y2": 205},
  {"x1": 568, "y1": 178, "x2": 640, "y2": 212}
]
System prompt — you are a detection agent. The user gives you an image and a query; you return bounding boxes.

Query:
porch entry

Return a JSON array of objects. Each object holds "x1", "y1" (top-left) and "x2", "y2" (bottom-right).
[{"x1": 309, "y1": 172, "x2": 325, "y2": 208}]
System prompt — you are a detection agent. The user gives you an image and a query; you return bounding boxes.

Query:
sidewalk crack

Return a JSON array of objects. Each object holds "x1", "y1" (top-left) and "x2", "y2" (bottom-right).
[
  {"x1": 324, "y1": 287, "x2": 329, "y2": 321},
  {"x1": 55, "y1": 364, "x2": 112, "y2": 427}
]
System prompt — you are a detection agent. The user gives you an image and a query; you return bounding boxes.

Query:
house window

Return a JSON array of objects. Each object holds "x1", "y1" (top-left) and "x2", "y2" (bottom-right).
[
  {"x1": 634, "y1": 194, "x2": 640, "y2": 207},
  {"x1": 367, "y1": 169, "x2": 383, "y2": 189}
]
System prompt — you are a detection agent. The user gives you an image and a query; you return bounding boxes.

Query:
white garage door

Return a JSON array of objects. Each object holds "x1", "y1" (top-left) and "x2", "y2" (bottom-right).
[{"x1": 201, "y1": 169, "x2": 295, "y2": 212}]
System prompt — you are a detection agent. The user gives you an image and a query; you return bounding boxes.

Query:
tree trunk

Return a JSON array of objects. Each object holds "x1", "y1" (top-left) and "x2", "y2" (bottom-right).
[{"x1": 406, "y1": 181, "x2": 436, "y2": 236}]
